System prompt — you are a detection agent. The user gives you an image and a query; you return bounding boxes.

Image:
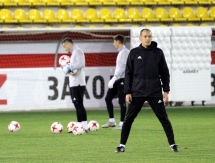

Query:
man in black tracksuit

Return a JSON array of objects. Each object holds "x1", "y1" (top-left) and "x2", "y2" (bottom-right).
[{"x1": 115, "y1": 29, "x2": 178, "y2": 153}]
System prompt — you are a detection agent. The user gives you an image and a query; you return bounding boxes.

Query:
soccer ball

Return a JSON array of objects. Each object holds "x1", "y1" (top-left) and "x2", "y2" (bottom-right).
[
  {"x1": 51, "y1": 122, "x2": 63, "y2": 134},
  {"x1": 59, "y1": 55, "x2": 70, "y2": 66},
  {"x1": 88, "y1": 120, "x2": 99, "y2": 131},
  {"x1": 67, "y1": 121, "x2": 76, "y2": 133},
  {"x1": 61, "y1": 62, "x2": 78, "y2": 75},
  {"x1": 8, "y1": 121, "x2": 20, "y2": 132},
  {"x1": 72, "y1": 123, "x2": 85, "y2": 135}
]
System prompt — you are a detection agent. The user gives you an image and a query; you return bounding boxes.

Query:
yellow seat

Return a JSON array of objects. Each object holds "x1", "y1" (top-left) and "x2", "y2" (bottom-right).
[
  {"x1": 102, "y1": 24, "x2": 111, "y2": 28},
  {"x1": 14, "y1": 9, "x2": 32, "y2": 22},
  {"x1": 141, "y1": 0, "x2": 156, "y2": 4},
  {"x1": 71, "y1": 0, "x2": 87, "y2": 5},
  {"x1": 85, "y1": 0, "x2": 101, "y2": 5},
  {"x1": 0, "y1": 0, "x2": 16, "y2": 5},
  {"x1": 100, "y1": 8, "x2": 117, "y2": 22},
  {"x1": 42, "y1": 0, "x2": 59, "y2": 5},
  {"x1": 71, "y1": 9, "x2": 89, "y2": 23},
  {"x1": 186, "y1": 23, "x2": 195, "y2": 26},
  {"x1": 182, "y1": 7, "x2": 200, "y2": 21},
  {"x1": 98, "y1": 0, "x2": 115, "y2": 5},
  {"x1": 14, "y1": 0, "x2": 31, "y2": 5},
  {"x1": 169, "y1": 7, "x2": 186, "y2": 21},
  {"x1": 57, "y1": 9, "x2": 74, "y2": 23},
  {"x1": 127, "y1": 0, "x2": 143, "y2": 5},
  {"x1": 86, "y1": 8, "x2": 103, "y2": 22},
  {"x1": 127, "y1": 8, "x2": 145, "y2": 22},
  {"x1": 155, "y1": 8, "x2": 173, "y2": 21},
  {"x1": 154, "y1": 0, "x2": 170, "y2": 4},
  {"x1": 200, "y1": 23, "x2": 209, "y2": 26},
  {"x1": 0, "y1": 9, "x2": 17, "y2": 23},
  {"x1": 113, "y1": 0, "x2": 129, "y2": 5},
  {"x1": 56, "y1": 0, "x2": 73, "y2": 5},
  {"x1": 114, "y1": 8, "x2": 131, "y2": 22},
  {"x1": 29, "y1": 9, "x2": 46, "y2": 22},
  {"x1": 196, "y1": 7, "x2": 213, "y2": 21},
  {"x1": 183, "y1": 0, "x2": 197, "y2": 4},
  {"x1": 43, "y1": 9, "x2": 60, "y2": 22},
  {"x1": 195, "y1": 0, "x2": 211, "y2": 4},
  {"x1": 167, "y1": 0, "x2": 184, "y2": 4},
  {"x1": 209, "y1": 7, "x2": 215, "y2": 19},
  {"x1": 142, "y1": 8, "x2": 159, "y2": 22},
  {"x1": 28, "y1": 0, "x2": 45, "y2": 5}
]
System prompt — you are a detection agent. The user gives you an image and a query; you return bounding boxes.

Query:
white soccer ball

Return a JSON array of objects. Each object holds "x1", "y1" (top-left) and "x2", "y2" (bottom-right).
[
  {"x1": 67, "y1": 121, "x2": 76, "y2": 133},
  {"x1": 59, "y1": 55, "x2": 70, "y2": 66},
  {"x1": 51, "y1": 122, "x2": 63, "y2": 134},
  {"x1": 88, "y1": 120, "x2": 99, "y2": 131},
  {"x1": 8, "y1": 121, "x2": 20, "y2": 132},
  {"x1": 72, "y1": 123, "x2": 85, "y2": 135}
]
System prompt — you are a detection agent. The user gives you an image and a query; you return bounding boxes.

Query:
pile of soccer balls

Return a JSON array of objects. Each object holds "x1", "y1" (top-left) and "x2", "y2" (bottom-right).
[
  {"x1": 59, "y1": 55, "x2": 77, "y2": 75},
  {"x1": 8, "y1": 120, "x2": 99, "y2": 135}
]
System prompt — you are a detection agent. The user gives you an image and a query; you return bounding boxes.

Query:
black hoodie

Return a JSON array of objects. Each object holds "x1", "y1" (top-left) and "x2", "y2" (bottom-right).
[{"x1": 124, "y1": 41, "x2": 170, "y2": 97}]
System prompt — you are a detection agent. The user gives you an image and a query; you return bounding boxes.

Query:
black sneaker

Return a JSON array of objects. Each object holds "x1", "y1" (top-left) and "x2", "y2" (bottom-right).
[
  {"x1": 115, "y1": 146, "x2": 125, "y2": 153},
  {"x1": 85, "y1": 130, "x2": 88, "y2": 133},
  {"x1": 170, "y1": 144, "x2": 179, "y2": 152}
]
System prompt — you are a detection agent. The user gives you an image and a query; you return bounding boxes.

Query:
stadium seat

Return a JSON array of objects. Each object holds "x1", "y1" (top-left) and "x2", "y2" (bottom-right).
[
  {"x1": 98, "y1": 0, "x2": 115, "y2": 5},
  {"x1": 0, "y1": 0, "x2": 16, "y2": 5},
  {"x1": 167, "y1": 0, "x2": 184, "y2": 5},
  {"x1": 169, "y1": 7, "x2": 186, "y2": 21},
  {"x1": 186, "y1": 23, "x2": 195, "y2": 26},
  {"x1": 43, "y1": 9, "x2": 60, "y2": 22},
  {"x1": 56, "y1": 0, "x2": 73, "y2": 5},
  {"x1": 113, "y1": 0, "x2": 129, "y2": 5},
  {"x1": 209, "y1": 7, "x2": 215, "y2": 19},
  {"x1": 196, "y1": 7, "x2": 213, "y2": 21},
  {"x1": 141, "y1": 0, "x2": 156, "y2": 4},
  {"x1": 14, "y1": 9, "x2": 32, "y2": 23},
  {"x1": 85, "y1": 0, "x2": 101, "y2": 5},
  {"x1": 71, "y1": 0, "x2": 87, "y2": 5},
  {"x1": 57, "y1": 9, "x2": 74, "y2": 23},
  {"x1": 183, "y1": 0, "x2": 197, "y2": 4},
  {"x1": 195, "y1": 0, "x2": 211, "y2": 4},
  {"x1": 154, "y1": 0, "x2": 170, "y2": 5},
  {"x1": 86, "y1": 8, "x2": 103, "y2": 22},
  {"x1": 29, "y1": 9, "x2": 46, "y2": 22},
  {"x1": 182, "y1": 7, "x2": 200, "y2": 21},
  {"x1": 114, "y1": 8, "x2": 131, "y2": 22},
  {"x1": 42, "y1": 0, "x2": 59, "y2": 5},
  {"x1": 28, "y1": 0, "x2": 45, "y2": 5},
  {"x1": 0, "y1": 10, "x2": 3, "y2": 23},
  {"x1": 14, "y1": 0, "x2": 31, "y2": 5},
  {"x1": 71, "y1": 9, "x2": 89, "y2": 23},
  {"x1": 100, "y1": 8, "x2": 117, "y2": 22},
  {"x1": 200, "y1": 23, "x2": 209, "y2": 26},
  {"x1": 0, "y1": 9, "x2": 17, "y2": 23},
  {"x1": 126, "y1": 0, "x2": 143, "y2": 5},
  {"x1": 102, "y1": 24, "x2": 111, "y2": 28},
  {"x1": 142, "y1": 8, "x2": 159, "y2": 22},
  {"x1": 155, "y1": 8, "x2": 173, "y2": 21},
  {"x1": 127, "y1": 8, "x2": 145, "y2": 22}
]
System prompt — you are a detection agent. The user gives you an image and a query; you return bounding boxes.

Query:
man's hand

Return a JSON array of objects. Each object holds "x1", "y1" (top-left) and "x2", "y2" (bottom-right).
[
  {"x1": 108, "y1": 76, "x2": 118, "y2": 89},
  {"x1": 163, "y1": 92, "x2": 169, "y2": 105},
  {"x1": 126, "y1": 94, "x2": 132, "y2": 104},
  {"x1": 61, "y1": 65, "x2": 72, "y2": 74}
]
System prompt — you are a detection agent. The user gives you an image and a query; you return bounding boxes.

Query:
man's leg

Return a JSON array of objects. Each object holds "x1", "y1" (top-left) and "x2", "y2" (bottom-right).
[
  {"x1": 113, "y1": 78, "x2": 126, "y2": 129},
  {"x1": 147, "y1": 97, "x2": 178, "y2": 152},
  {"x1": 116, "y1": 97, "x2": 145, "y2": 152},
  {"x1": 102, "y1": 84, "x2": 118, "y2": 128}
]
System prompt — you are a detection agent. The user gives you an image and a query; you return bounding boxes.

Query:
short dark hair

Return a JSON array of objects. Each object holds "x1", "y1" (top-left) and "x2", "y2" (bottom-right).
[
  {"x1": 113, "y1": 34, "x2": 125, "y2": 44},
  {"x1": 140, "y1": 28, "x2": 151, "y2": 36},
  {"x1": 62, "y1": 37, "x2": 73, "y2": 44}
]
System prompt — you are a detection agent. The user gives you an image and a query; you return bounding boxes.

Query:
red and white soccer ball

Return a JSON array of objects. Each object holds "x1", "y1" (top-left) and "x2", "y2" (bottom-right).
[
  {"x1": 59, "y1": 55, "x2": 70, "y2": 66},
  {"x1": 72, "y1": 123, "x2": 85, "y2": 135},
  {"x1": 67, "y1": 121, "x2": 76, "y2": 133},
  {"x1": 51, "y1": 122, "x2": 63, "y2": 134},
  {"x1": 8, "y1": 121, "x2": 20, "y2": 132},
  {"x1": 88, "y1": 120, "x2": 99, "y2": 131}
]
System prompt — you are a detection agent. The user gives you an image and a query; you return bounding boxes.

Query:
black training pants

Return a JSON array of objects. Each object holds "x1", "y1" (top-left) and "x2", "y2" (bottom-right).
[{"x1": 120, "y1": 96, "x2": 175, "y2": 145}]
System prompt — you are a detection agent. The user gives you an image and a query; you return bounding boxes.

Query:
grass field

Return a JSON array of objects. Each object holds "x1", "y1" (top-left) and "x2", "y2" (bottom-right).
[{"x1": 0, "y1": 107, "x2": 215, "y2": 163}]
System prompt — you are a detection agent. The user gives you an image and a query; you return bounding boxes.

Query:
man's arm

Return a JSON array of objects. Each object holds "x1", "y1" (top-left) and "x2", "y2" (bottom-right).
[
  {"x1": 124, "y1": 51, "x2": 133, "y2": 95},
  {"x1": 70, "y1": 49, "x2": 85, "y2": 70},
  {"x1": 114, "y1": 50, "x2": 129, "y2": 78}
]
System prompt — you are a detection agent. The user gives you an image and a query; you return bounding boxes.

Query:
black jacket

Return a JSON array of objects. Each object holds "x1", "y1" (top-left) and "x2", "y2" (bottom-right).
[{"x1": 124, "y1": 41, "x2": 170, "y2": 97}]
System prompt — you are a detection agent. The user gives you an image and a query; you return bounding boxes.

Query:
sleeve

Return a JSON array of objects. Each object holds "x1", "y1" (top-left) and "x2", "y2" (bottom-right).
[
  {"x1": 158, "y1": 50, "x2": 170, "y2": 92},
  {"x1": 124, "y1": 51, "x2": 133, "y2": 95},
  {"x1": 70, "y1": 49, "x2": 85, "y2": 70},
  {"x1": 114, "y1": 50, "x2": 129, "y2": 78}
]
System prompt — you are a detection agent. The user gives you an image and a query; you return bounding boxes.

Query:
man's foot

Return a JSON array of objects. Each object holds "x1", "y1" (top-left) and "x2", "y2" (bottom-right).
[
  {"x1": 102, "y1": 122, "x2": 116, "y2": 128},
  {"x1": 68, "y1": 131, "x2": 73, "y2": 133},
  {"x1": 112, "y1": 125, "x2": 122, "y2": 130},
  {"x1": 170, "y1": 144, "x2": 179, "y2": 152},
  {"x1": 115, "y1": 146, "x2": 125, "y2": 153},
  {"x1": 84, "y1": 130, "x2": 88, "y2": 133}
]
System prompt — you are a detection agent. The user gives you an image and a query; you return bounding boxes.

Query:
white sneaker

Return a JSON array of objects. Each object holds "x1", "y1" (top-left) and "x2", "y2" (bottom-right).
[
  {"x1": 102, "y1": 122, "x2": 116, "y2": 128},
  {"x1": 112, "y1": 125, "x2": 122, "y2": 130}
]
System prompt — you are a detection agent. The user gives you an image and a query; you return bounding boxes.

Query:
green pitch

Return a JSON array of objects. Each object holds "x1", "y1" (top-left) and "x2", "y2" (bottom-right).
[{"x1": 0, "y1": 107, "x2": 215, "y2": 163}]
